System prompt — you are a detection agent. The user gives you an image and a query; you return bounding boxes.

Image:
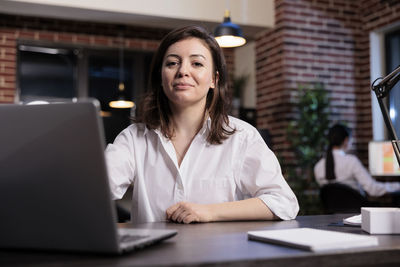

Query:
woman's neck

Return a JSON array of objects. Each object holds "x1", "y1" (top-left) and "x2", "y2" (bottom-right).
[
  {"x1": 169, "y1": 104, "x2": 207, "y2": 166},
  {"x1": 332, "y1": 145, "x2": 346, "y2": 152},
  {"x1": 170, "y1": 105, "x2": 207, "y2": 137}
]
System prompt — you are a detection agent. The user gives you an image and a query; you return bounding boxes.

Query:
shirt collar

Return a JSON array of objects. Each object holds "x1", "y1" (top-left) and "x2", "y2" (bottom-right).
[
  {"x1": 332, "y1": 149, "x2": 346, "y2": 156},
  {"x1": 142, "y1": 125, "x2": 170, "y2": 144},
  {"x1": 198, "y1": 116, "x2": 211, "y2": 136}
]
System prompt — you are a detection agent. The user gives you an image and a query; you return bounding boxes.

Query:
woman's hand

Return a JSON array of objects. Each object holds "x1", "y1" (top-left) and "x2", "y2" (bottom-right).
[{"x1": 166, "y1": 202, "x2": 213, "y2": 224}]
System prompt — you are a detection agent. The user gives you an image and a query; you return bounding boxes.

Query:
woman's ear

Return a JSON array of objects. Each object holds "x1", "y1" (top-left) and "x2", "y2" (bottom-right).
[{"x1": 211, "y1": 71, "x2": 219, "y2": 89}]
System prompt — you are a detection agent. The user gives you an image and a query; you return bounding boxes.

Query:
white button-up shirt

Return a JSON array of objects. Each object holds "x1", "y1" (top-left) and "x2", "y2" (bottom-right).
[
  {"x1": 105, "y1": 117, "x2": 299, "y2": 223},
  {"x1": 314, "y1": 149, "x2": 400, "y2": 197}
]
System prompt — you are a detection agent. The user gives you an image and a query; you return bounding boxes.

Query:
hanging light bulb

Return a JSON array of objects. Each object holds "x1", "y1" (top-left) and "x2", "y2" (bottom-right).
[
  {"x1": 109, "y1": 82, "x2": 134, "y2": 108},
  {"x1": 214, "y1": 10, "x2": 246, "y2": 48},
  {"x1": 109, "y1": 31, "x2": 135, "y2": 109}
]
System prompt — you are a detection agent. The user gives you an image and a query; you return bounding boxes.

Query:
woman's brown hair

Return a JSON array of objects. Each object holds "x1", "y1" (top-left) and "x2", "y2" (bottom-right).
[{"x1": 134, "y1": 25, "x2": 235, "y2": 144}]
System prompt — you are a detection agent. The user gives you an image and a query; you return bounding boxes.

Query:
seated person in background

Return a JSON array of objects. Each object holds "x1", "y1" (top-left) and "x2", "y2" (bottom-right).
[
  {"x1": 314, "y1": 124, "x2": 400, "y2": 202},
  {"x1": 105, "y1": 25, "x2": 299, "y2": 224}
]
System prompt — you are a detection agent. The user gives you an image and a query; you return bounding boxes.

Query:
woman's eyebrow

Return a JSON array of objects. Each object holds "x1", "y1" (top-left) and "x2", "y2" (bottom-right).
[
  {"x1": 165, "y1": 54, "x2": 180, "y2": 59},
  {"x1": 190, "y1": 54, "x2": 206, "y2": 59},
  {"x1": 164, "y1": 54, "x2": 206, "y2": 60}
]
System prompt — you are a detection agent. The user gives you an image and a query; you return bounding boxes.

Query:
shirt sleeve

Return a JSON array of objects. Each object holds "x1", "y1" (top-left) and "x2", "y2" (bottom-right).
[
  {"x1": 105, "y1": 127, "x2": 136, "y2": 200},
  {"x1": 314, "y1": 158, "x2": 327, "y2": 186},
  {"x1": 237, "y1": 131, "x2": 299, "y2": 220},
  {"x1": 351, "y1": 156, "x2": 400, "y2": 197}
]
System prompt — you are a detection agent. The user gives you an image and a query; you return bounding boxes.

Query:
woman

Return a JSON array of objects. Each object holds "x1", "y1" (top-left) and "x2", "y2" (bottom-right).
[
  {"x1": 105, "y1": 25, "x2": 299, "y2": 224},
  {"x1": 314, "y1": 124, "x2": 400, "y2": 197}
]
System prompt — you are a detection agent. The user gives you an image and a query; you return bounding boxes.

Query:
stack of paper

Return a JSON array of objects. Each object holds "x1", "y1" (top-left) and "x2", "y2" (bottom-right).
[{"x1": 248, "y1": 228, "x2": 378, "y2": 252}]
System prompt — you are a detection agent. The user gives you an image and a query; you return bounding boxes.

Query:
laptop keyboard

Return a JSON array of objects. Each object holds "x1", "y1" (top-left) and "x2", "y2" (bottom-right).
[{"x1": 118, "y1": 234, "x2": 150, "y2": 243}]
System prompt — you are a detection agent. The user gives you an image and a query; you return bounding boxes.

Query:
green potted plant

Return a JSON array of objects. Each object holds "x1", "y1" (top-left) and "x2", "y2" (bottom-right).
[
  {"x1": 284, "y1": 82, "x2": 330, "y2": 215},
  {"x1": 231, "y1": 74, "x2": 249, "y2": 117}
]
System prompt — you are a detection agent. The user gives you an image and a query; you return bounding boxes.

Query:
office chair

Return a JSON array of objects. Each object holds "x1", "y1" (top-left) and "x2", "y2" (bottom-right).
[
  {"x1": 116, "y1": 203, "x2": 131, "y2": 222},
  {"x1": 319, "y1": 183, "x2": 373, "y2": 214}
]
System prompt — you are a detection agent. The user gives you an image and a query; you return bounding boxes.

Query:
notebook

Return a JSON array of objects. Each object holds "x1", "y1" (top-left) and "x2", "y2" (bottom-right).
[
  {"x1": 0, "y1": 100, "x2": 177, "y2": 254},
  {"x1": 248, "y1": 228, "x2": 378, "y2": 252}
]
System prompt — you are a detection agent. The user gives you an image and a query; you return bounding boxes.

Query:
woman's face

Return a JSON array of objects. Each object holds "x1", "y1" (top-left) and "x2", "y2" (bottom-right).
[{"x1": 161, "y1": 37, "x2": 216, "y2": 110}]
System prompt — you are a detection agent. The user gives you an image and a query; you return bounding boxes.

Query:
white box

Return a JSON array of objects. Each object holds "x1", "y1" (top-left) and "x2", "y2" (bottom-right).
[{"x1": 361, "y1": 207, "x2": 400, "y2": 234}]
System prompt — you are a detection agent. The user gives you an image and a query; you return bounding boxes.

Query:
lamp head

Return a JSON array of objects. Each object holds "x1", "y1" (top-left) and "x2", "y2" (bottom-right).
[
  {"x1": 109, "y1": 82, "x2": 135, "y2": 109},
  {"x1": 214, "y1": 10, "x2": 246, "y2": 48}
]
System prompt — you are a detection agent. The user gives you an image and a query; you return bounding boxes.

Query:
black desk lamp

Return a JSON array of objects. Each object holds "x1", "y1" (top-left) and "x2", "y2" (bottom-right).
[{"x1": 371, "y1": 65, "x2": 400, "y2": 166}]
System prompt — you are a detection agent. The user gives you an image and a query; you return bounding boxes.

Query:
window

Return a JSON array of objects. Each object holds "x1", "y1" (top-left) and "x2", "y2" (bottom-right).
[
  {"x1": 17, "y1": 44, "x2": 154, "y2": 143},
  {"x1": 87, "y1": 49, "x2": 153, "y2": 143},
  {"x1": 18, "y1": 45, "x2": 77, "y2": 103},
  {"x1": 385, "y1": 29, "x2": 400, "y2": 138},
  {"x1": 87, "y1": 49, "x2": 153, "y2": 112}
]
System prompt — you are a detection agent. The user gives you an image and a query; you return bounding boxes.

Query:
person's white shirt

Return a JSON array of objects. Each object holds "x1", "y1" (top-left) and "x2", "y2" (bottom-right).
[
  {"x1": 314, "y1": 149, "x2": 400, "y2": 197},
  {"x1": 105, "y1": 116, "x2": 299, "y2": 223}
]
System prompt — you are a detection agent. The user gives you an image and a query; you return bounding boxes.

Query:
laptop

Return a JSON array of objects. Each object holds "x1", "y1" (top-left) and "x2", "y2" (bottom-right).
[{"x1": 0, "y1": 100, "x2": 177, "y2": 254}]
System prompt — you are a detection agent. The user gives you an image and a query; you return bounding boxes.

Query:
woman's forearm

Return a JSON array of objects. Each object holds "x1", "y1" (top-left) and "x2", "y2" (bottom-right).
[
  {"x1": 208, "y1": 198, "x2": 279, "y2": 221},
  {"x1": 166, "y1": 198, "x2": 279, "y2": 223}
]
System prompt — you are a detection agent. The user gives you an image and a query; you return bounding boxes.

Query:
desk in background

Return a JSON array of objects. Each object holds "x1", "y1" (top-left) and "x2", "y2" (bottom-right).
[
  {"x1": 373, "y1": 174, "x2": 400, "y2": 182},
  {"x1": 370, "y1": 175, "x2": 400, "y2": 206},
  {"x1": 1, "y1": 214, "x2": 400, "y2": 266}
]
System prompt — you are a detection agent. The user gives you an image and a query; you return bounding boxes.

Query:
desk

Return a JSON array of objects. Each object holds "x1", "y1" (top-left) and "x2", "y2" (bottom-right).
[
  {"x1": 1, "y1": 214, "x2": 400, "y2": 266},
  {"x1": 373, "y1": 174, "x2": 400, "y2": 182}
]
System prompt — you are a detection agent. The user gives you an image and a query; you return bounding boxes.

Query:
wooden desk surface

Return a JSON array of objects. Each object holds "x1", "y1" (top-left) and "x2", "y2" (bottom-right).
[{"x1": 1, "y1": 214, "x2": 400, "y2": 266}]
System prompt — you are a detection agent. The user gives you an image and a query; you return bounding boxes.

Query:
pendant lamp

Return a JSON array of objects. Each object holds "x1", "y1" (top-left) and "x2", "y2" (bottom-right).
[
  {"x1": 109, "y1": 32, "x2": 135, "y2": 109},
  {"x1": 214, "y1": 10, "x2": 246, "y2": 48},
  {"x1": 109, "y1": 83, "x2": 134, "y2": 108}
]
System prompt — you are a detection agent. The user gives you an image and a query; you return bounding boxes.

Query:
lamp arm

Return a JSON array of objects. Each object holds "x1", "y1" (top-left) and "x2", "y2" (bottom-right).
[{"x1": 371, "y1": 65, "x2": 400, "y2": 166}]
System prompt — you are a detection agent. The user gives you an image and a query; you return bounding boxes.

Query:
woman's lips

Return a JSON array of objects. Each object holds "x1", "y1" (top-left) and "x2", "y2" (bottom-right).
[{"x1": 173, "y1": 82, "x2": 194, "y2": 89}]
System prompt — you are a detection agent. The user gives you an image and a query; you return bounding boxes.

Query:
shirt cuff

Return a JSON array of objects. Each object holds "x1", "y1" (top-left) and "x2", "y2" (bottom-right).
[{"x1": 257, "y1": 194, "x2": 299, "y2": 220}]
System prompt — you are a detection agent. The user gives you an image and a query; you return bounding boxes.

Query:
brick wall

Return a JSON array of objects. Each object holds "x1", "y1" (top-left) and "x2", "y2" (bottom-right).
[
  {"x1": 0, "y1": 14, "x2": 234, "y2": 104},
  {"x1": 256, "y1": 0, "x2": 400, "y2": 166}
]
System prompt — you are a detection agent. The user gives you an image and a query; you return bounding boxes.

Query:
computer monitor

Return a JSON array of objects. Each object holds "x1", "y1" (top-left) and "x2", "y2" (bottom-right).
[{"x1": 368, "y1": 141, "x2": 400, "y2": 176}]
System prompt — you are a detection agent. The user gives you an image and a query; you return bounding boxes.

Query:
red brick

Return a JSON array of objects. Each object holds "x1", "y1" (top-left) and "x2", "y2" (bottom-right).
[
  {"x1": 18, "y1": 31, "x2": 35, "y2": 39},
  {"x1": 38, "y1": 32, "x2": 55, "y2": 41},
  {"x1": 75, "y1": 35, "x2": 91, "y2": 44}
]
